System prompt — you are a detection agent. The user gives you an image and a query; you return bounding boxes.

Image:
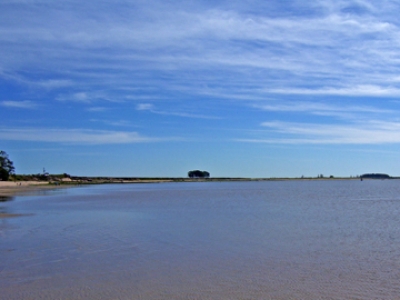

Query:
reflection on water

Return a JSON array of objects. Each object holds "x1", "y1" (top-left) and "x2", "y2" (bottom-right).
[
  {"x1": 1, "y1": 180, "x2": 400, "y2": 299},
  {"x1": 0, "y1": 196, "x2": 13, "y2": 202}
]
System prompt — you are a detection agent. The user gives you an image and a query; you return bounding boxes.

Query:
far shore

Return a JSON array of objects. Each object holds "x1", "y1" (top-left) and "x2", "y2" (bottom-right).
[{"x1": 0, "y1": 175, "x2": 383, "y2": 197}]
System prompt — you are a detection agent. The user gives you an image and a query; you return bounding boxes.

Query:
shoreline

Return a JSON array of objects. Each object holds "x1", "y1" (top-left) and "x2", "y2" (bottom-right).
[
  {"x1": 0, "y1": 176, "x2": 369, "y2": 197},
  {"x1": 0, "y1": 177, "x2": 390, "y2": 215},
  {"x1": 0, "y1": 181, "x2": 67, "y2": 197}
]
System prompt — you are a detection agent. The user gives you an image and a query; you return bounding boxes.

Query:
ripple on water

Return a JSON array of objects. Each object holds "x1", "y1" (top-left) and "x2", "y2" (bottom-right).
[{"x1": 1, "y1": 180, "x2": 400, "y2": 299}]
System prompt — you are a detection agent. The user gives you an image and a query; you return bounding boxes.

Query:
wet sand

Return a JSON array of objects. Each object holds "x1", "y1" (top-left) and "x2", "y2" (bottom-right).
[
  {"x1": 0, "y1": 182, "x2": 59, "y2": 218},
  {"x1": 0, "y1": 181, "x2": 57, "y2": 197}
]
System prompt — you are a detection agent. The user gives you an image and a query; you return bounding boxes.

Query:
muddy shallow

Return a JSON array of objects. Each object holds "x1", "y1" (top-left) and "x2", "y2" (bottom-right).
[{"x1": 1, "y1": 180, "x2": 400, "y2": 299}]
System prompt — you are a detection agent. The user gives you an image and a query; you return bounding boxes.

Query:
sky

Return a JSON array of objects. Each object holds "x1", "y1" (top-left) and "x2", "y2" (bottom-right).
[{"x1": 2, "y1": 0, "x2": 400, "y2": 178}]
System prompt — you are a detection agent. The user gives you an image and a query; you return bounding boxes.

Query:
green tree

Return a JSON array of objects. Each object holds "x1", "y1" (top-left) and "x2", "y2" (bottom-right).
[
  {"x1": 0, "y1": 151, "x2": 15, "y2": 181},
  {"x1": 188, "y1": 170, "x2": 210, "y2": 178}
]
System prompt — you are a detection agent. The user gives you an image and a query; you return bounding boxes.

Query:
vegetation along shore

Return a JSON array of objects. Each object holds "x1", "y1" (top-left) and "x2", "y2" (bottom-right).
[
  {"x1": 1, "y1": 150, "x2": 397, "y2": 198},
  {"x1": 1, "y1": 173, "x2": 388, "y2": 198}
]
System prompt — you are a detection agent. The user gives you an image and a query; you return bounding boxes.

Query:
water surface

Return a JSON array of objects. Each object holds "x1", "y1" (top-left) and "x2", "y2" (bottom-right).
[{"x1": 1, "y1": 180, "x2": 400, "y2": 299}]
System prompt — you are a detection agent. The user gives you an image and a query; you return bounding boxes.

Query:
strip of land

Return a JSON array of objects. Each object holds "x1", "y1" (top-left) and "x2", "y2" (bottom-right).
[
  {"x1": 0, "y1": 177, "x2": 253, "y2": 196},
  {"x1": 0, "y1": 181, "x2": 61, "y2": 197},
  {"x1": 1, "y1": 175, "x2": 368, "y2": 197}
]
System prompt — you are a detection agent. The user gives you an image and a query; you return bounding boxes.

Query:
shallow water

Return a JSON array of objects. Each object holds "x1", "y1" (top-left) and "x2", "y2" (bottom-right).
[{"x1": 2, "y1": 180, "x2": 400, "y2": 299}]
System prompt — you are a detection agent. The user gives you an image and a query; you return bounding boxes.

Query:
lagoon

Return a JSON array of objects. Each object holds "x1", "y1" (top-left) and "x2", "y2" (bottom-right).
[{"x1": 1, "y1": 180, "x2": 400, "y2": 299}]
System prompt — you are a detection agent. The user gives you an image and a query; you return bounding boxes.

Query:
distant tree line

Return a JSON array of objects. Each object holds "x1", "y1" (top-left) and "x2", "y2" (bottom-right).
[
  {"x1": 188, "y1": 170, "x2": 210, "y2": 178},
  {"x1": 360, "y1": 173, "x2": 390, "y2": 179}
]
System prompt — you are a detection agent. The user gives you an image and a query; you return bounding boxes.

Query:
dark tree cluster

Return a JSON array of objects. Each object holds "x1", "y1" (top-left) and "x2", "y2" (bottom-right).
[
  {"x1": 188, "y1": 170, "x2": 210, "y2": 178},
  {"x1": 360, "y1": 173, "x2": 390, "y2": 179},
  {"x1": 0, "y1": 151, "x2": 15, "y2": 181}
]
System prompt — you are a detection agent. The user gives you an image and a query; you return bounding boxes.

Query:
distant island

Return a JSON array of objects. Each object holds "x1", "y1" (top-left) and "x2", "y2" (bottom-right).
[{"x1": 360, "y1": 173, "x2": 391, "y2": 180}]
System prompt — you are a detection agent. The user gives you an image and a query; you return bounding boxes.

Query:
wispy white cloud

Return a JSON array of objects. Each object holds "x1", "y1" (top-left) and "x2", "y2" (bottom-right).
[
  {"x1": 2, "y1": 0, "x2": 400, "y2": 101},
  {"x1": 37, "y1": 79, "x2": 73, "y2": 89},
  {"x1": 255, "y1": 101, "x2": 392, "y2": 113},
  {"x1": 56, "y1": 92, "x2": 91, "y2": 103},
  {"x1": 0, "y1": 128, "x2": 169, "y2": 144},
  {"x1": 0, "y1": 100, "x2": 37, "y2": 109},
  {"x1": 254, "y1": 101, "x2": 394, "y2": 120},
  {"x1": 136, "y1": 103, "x2": 154, "y2": 111},
  {"x1": 4, "y1": 0, "x2": 400, "y2": 176},
  {"x1": 90, "y1": 119, "x2": 133, "y2": 127},
  {"x1": 136, "y1": 103, "x2": 220, "y2": 119},
  {"x1": 56, "y1": 91, "x2": 119, "y2": 103},
  {"x1": 267, "y1": 85, "x2": 400, "y2": 97},
  {"x1": 56, "y1": 92, "x2": 101, "y2": 103},
  {"x1": 238, "y1": 120, "x2": 400, "y2": 144},
  {"x1": 87, "y1": 107, "x2": 108, "y2": 112},
  {"x1": 2, "y1": 0, "x2": 400, "y2": 144}
]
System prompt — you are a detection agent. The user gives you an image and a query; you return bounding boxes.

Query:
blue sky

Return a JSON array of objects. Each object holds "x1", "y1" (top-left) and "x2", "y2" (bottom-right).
[{"x1": 2, "y1": 0, "x2": 400, "y2": 177}]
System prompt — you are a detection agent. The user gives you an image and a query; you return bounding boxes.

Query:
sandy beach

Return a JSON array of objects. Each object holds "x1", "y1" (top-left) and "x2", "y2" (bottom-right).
[
  {"x1": 0, "y1": 181, "x2": 59, "y2": 218},
  {"x1": 0, "y1": 181, "x2": 58, "y2": 197}
]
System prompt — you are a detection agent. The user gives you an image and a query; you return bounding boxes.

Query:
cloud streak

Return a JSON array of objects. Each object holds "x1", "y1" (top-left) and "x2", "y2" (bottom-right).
[
  {"x1": 254, "y1": 100, "x2": 395, "y2": 120},
  {"x1": 2, "y1": 0, "x2": 400, "y2": 101},
  {"x1": 0, "y1": 128, "x2": 169, "y2": 145},
  {"x1": 136, "y1": 103, "x2": 220, "y2": 119},
  {"x1": 1, "y1": 100, "x2": 37, "y2": 109},
  {"x1": 267, "y1": 85, "x2": 400, "y2": 97},
  {"x1": 238, "y1": 120, "x2": 400, "y2": 145},
  {"x1": 4, "y1": 1, "x2": 400, "y2": 176}
]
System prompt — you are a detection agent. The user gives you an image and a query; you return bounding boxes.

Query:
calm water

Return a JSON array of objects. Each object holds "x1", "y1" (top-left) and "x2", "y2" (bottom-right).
[{"x1": 2, "y1": 180, "x2": 400, "y2": 299}]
